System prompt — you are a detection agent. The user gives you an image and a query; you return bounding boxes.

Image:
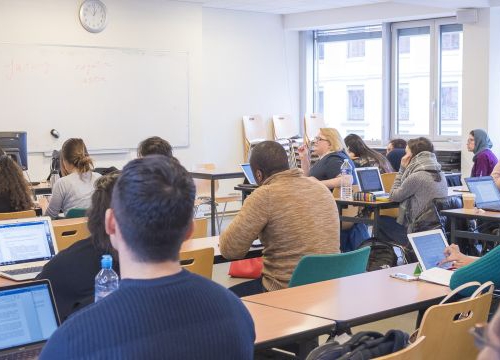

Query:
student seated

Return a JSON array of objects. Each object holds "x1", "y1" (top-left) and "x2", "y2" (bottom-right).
[
  {"x1": 44, "y1": 138, "x2": 101, "y2": 218},
  {"x1": 36, "y1": 173, "x2": 120, "y2": 321},
  {"x1": 0, "y1": 149, "x2": 34, "y2": 213},
  {"x1": 378, "y1": 137, "x2": 448, "y2": 246},
  {"x1": 220, "y1": 141, "x2": 340, "y2": 296},
  {"x1": 492, "y1": 162, "x2": 500, "y2": 189},
  {"x1": 467, "y1": 129, "x2": 498, "y2": 177},
  {"x1": 385, "y1": 138, "x2": 407, "y2": 172},
  {"x1": 137, "y1": 136, "x2": 173, "y2": 157},
  {"x1": 298, "y1": 127, "x2": 357, "y2": 189},
  {"x1": 344, "y1": 133, "x2": 393, "y2": 173},
  {"x1": 40, "y1": 155, "x2": 255, "y2": 360}
]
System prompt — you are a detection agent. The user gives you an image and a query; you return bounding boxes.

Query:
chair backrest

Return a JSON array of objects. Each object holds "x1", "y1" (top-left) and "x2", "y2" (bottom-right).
[
  {"x1": 433, "y1": 195, "x2": 464, "y2": 235},
  {"x1": 65, "y1": 208, "x2": 87, "y2": 218},
  {"x1": 193, "y1": 163, "x2": 219, "y2": 197},
  {"x1": 416, "y1": 291, "x2": 493, "y2": 360},
  {"x1": 374, "y1": 336, "x2": 426, "y2": 360},
  {"x1": 0, "y1": 210, "x2": 36, "y2": 220},
  {"x1": 288, "y1": 247, "x2": 370, "y2": 287},
  {"x1": 272, "y1": 114, "x2": 300, "y2": 140},
  {"x1": 381, "y1": 172, "x2": 397, "y2": 193},
  {"x1": 191, "y1": 218, "x2": 208, "y2": 239},
  {"x1": 53, "y1": 219, "x2": 91, "y2": 251},
  {"x1": 304, "y1": 113, "x2": 325, "y2": 144},
  {"x1": 180, "y1": 247, "x2": 214, "y2": 279},
  {"x1": 242, "y1": 115, "x2": 267, "y2": 144}
]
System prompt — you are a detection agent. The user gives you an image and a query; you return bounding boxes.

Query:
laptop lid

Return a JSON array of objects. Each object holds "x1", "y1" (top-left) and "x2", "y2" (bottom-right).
[
  {"x1": 0, "y1": 217, "x2": 58, "y2": 270},
  {"x1": 240, "y1": 163, "x2": 257, "y2": 185},
  {"x1": 464, "y1": 176, "x2": 500, "y2": 208},
  {"x1": 355, "y1": 167, "x2": 385, "y2": 195},
  {"x1": 407, "y1": 229, "x2": 451, "y2": 271},
  {"x1": 0, "y1": 280, "x2": 60, "y2": 353}
]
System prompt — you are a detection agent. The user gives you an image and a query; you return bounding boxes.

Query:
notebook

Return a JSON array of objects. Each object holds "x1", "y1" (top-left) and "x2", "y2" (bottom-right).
[
  {"x1": 464, "y1": 176, "x2": 500, "y2": 212},
  {"x1": 0, "y1": 217, "x2": 58, "y2": 281},
  {"x1": 407, "y1": 229, "x2": 453, "y2": 286},
  {"x1": 0, "y1": 280, "x2": 60, "y2": 359},
  {"x1": 354, "y1": 167, "x2": 389, "y2": 197},
  {"x1": 239, "y1": 163, "x2": 258, "y2": 187}
]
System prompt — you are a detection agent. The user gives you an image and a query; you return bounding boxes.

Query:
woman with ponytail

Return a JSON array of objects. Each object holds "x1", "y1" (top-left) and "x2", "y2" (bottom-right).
[{"x1": 45, "y1": 138, "x2": 101, "y2": 218}]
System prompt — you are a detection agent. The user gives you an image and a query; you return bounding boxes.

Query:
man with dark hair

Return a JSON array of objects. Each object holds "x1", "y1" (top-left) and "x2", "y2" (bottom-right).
[
  {"x1": 220, "y1": 141, "x2": 340, "y2": 297},
  {"x1": 386, "y1": 138, "x2": 407, "y2": 172},
  {"x1": 137, "y1": 136, "x2": 173, "y2": 158},
  {"x1": 41, "y1": 156, "x2": 255, "y2": 360}
]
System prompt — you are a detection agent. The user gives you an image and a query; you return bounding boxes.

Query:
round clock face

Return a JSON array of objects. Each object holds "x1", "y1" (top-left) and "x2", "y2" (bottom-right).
[{"x1": 79, "y1": 0, "x2": 107, "y2": 33}]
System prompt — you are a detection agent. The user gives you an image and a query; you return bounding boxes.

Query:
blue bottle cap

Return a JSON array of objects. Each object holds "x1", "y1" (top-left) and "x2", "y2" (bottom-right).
[{"x1": 101, "y1": 254, "x2": 113, "y2": 269}]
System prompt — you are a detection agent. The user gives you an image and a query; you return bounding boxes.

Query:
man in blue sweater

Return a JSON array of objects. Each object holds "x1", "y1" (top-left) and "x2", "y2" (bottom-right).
[{"x1": 41, "y1": 155, "x2": 255, "y2": 360}]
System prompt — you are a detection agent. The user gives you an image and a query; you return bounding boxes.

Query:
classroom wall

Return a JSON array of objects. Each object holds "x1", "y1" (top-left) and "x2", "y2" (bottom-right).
[{"x1": 0, "y1": 0, "x2": 299, "y2": 181}]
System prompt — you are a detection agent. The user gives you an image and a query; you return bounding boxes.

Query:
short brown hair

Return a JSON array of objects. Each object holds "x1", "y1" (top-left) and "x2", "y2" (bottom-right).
[
  {"x1": 407, "y1": 137, "x2": 434, "y2": 157},
  {"x1": 61, "y1": 138, "x2": 93, "y2": 174},
  {"x1": 137, "y1": 137, "x2": 173, "y2": 158}
]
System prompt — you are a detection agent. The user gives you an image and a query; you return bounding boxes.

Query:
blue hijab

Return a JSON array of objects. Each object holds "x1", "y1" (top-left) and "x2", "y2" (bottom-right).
[{"x1": 472, "y1": 129, "x2": 493, "y2": 161}]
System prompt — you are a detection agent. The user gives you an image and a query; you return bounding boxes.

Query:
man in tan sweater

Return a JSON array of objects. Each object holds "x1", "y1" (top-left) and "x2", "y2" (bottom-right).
[{"x1": 220, "y1": 141, "x2": 340, "y2": 296}]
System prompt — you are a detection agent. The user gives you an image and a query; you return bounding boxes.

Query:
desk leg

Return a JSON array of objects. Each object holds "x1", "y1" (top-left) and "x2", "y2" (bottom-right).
[
  {"x1": 337, "y1": 203, "x2": 343, "y2": 230},
  {"x1": 210, "y1": 179, "x2": 216, "y2": 236},
  {"x1": 450, "y1": 217, "x2": 457, "y2": 244},
  {"x1": 372, "y1": 207, "x2": 380, "y2": 238}
]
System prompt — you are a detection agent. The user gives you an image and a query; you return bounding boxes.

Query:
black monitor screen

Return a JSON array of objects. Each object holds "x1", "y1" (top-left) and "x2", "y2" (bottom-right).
[{"x1": 0, "y1": 132, "x2": 28, "y2": 170}]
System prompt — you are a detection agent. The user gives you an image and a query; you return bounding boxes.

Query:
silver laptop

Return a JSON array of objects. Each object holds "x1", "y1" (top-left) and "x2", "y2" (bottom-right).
[
  {"x1": 239, "y1": 163, "x2": 258, "y2": 187},
  {"x1": 355, "y1": 167, "x2": 389, "y2": 197},
  {"x1": 0, "y1": 217, "x2": 58, "y2": 281},
  {"x1": 465, "y1": 176, "x2": 500, "y2": 212},
  {"x1": 0, "y1": 280, "x2": 60, "y2": 359},
  {"x1": 407, "y1": 229, "x2": 453, "y2": 286}
]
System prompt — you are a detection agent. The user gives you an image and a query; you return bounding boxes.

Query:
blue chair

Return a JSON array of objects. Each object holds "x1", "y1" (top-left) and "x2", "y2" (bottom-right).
[
  {"x1": 65, "y1": 208, "x2": 87, "y2": 218},
  {"x1": 288, "y1": 247, "x2": 371, "y2": 288}
]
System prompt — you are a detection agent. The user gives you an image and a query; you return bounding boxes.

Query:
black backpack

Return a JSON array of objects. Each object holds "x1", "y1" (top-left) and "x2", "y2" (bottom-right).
[
  {"x1": 357, "y1": 238, "x2": 398, "y2": 272},
  {"x1": 306, "y1": 330, "x2": 409, "y2": 360}
]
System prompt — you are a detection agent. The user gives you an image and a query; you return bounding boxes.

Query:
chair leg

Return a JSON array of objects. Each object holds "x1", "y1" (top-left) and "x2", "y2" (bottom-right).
[{"x1": 217, "y1": 202, "x2": 229, "y2": 234}]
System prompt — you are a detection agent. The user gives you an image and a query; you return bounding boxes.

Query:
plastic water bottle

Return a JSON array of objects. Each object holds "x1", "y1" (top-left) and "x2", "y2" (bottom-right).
[
  {"x1": 340, "y1": 159, "x2": 353, "y2": 200},
  {"x1": 95, "y1": 255, "x2": 119, "y2": 302},
  {"x1": 49, "y1": 171, "x2": 60, "y2": 188}
]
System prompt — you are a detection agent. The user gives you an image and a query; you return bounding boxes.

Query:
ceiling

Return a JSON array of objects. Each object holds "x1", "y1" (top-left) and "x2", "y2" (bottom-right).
[{"x1": 192, "y1": 0, "x2": 497, "y2": 14}]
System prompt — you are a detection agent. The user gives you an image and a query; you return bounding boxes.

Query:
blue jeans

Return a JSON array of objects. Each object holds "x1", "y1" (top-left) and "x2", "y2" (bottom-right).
[
  {"x1": 377, "y1": 216, "x2": 409, "y2": 246},
  {"x1": 229, "y1": 277, "x2": 265, "y2": 297}
]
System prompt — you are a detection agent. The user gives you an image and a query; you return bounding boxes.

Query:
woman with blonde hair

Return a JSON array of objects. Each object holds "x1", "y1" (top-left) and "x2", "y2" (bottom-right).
[
  {"x1": 44, "y1": 138, "x2": 101, "y2": 218},
  {"x1": 298, "y1": 128, "x2": 357, "y2": 189},
  {"x1": 0, "y1": 148, "x2": 34, "y2": 212}
]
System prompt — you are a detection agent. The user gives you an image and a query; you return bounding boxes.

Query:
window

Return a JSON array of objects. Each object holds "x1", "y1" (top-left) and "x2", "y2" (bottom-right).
[
  {"x1": 347, "y1": 40, "x2": 365, "y2": 58},
  {"x1": 313, "y1": 26, "x2": 382, "y2": 141},
  {"x1": 441, "y1": 32, "x2": 460, "y2": 51},
  {"x1": 318, "y1": 43, "x2": 325, "y2": 61},
  {"x1": 398, "y1": 84, "x2": 409, "y2": 121},
  {"x1": 398, "y1": 36, "x2": 410, "y2": 54},
  {"x1": 348, "y1": 86, "x2": 364, "y2": 120}
]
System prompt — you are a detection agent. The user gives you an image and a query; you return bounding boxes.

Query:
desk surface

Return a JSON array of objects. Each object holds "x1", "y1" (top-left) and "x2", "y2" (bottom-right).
[
  {"x1": 334, "y1": 198, "x2": 398, "y2": 208},
  {"x1": 189, "y1": 169, "x2": 244, "y2": 180},
  {"x1": 243, "y1": 264, "x2": 448, "y2": 326},
  {"x1": 243, "y1": 301, "x2": 334, "y2": 349},
  {"x1": 441, "y1": 208, "x2": 500, "y2": 220}
]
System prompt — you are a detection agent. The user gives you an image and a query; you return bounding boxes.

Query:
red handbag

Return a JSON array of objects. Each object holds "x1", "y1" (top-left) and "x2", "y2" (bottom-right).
[{"x1": 228, "y1": 257, "x2": 263, "y2": 279}]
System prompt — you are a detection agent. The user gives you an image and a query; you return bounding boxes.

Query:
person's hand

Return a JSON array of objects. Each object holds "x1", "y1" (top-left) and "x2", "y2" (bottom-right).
[
  {"x1": 400, "y1": 153, "x2": 412, "y2": 169},
  {"x1": 298, "y1": 144, "x2": 309, "y2": 160},
  {"x1": 438, "y1": 244, "x2": 473, "y2": 268}
]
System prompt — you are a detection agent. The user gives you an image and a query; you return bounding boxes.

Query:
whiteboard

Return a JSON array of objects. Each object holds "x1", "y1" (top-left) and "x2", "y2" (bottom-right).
[{"x1": 0, "y1": 44, "x2": 189, "y2": 152}]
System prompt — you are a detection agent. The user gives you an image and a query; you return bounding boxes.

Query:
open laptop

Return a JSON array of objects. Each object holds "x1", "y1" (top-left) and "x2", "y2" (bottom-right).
[
  {"x1": 464, "y1": 176, "x2": 500, "y2": 212},
  {"x1": 355, "y1": 167, "x2": 389, "y2": 197},
  {"x1": 0, "y1": 280, "x2": 60, "y2": 359},
  {"x1": 407, "y1": 229, "x2": 453, "y2": 286},
  {"x1": 0, "y1": 217, "x2": 58, "y2": 281},
  {"x1": 239, "y1": 163, "x2": 258, "y2": 188}
]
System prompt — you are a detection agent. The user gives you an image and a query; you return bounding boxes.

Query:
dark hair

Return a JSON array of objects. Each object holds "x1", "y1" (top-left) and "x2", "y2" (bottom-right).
[
  {"x1": 345, "y1": 134, "x2": 393, "y2": 173},
  {"x1": 250, "y1": 141, "x2": 289, "y2": 179},
  {"x1": 111, "y1": 155, "x2": 195, "y2": 262},
  {"x1": 389, "y1": 138, "x2": 407, "y2": 149},
  {"x1": 407, "y1": 137, "x2": 434, "y2": 157},
  {"x1": 0, "y1": 155, "x2": 34, "y2": 211},
  {"x1": 61, "y1": 138, "x2": 93, "y2": 174},
  {"x1": 137, "y1": 136, "x2": 173, "y2": 158},
  {"x1": 88, "y1": 172, "x2": 120, "y2": 255}
]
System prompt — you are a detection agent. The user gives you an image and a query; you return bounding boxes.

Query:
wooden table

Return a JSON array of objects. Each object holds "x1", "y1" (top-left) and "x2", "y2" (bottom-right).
[
  {"x1": 31, "y1": 181, "x2": 52, "y2": 195},
  {"x1": 243, "y1": 264, "x2": 448, "y2": 328},
  {"x1": 334, "y1": 198, "x2": 399, "y2": 237},
  {"x1": 244, "y1": 301, "x2": 333, "y2": 357},
  {"x1": 441, "y1": 208, "x2": 500, "y2": 244},
  {"x1": 180, "y1": 236, "x2": 262, "y2": 264},
  {"x1": 189, "y1": 168, "x2": 244, "y2": 236}
]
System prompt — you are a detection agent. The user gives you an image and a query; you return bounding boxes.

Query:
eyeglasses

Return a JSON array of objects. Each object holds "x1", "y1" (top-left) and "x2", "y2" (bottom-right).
[
  {"x1": 470, "y1": 323, "x2": 500, "y2": 353},
  {"x1": 314, "y1": 136, "x2": 329, "y2": 143}
]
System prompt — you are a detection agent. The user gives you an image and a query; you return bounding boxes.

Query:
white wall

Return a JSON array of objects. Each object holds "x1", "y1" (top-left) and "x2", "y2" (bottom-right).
[{"x1": 0, "y1": 0, "x2": 299, "y2": 181}]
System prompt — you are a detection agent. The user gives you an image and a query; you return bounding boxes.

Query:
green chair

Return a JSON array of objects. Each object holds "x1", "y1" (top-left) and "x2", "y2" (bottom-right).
[
  {"x1": 65, "y1": 208, "x2": 87, "y2": 218},
  {"x1": 288, "y1": 247, "x2": 371, "y2": 288}
]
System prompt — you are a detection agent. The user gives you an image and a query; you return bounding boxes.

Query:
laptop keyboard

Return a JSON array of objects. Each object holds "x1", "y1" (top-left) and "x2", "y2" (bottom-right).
[
  {"x1": 3, "y1": 267, "x2": 43, "y2": 276},
  {"x1": 0, "y1": 348, "x2": 41, "y2": 360}
]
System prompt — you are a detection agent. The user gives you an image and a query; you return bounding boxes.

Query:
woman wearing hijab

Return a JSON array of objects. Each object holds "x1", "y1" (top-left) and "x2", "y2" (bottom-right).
[{"x1": 467, "y1": 129, "x2": 498, "y2": 177}]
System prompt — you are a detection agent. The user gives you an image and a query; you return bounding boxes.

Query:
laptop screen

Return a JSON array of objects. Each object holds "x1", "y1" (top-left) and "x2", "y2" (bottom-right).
[
  {"x1": 465, "y1": 177, "x2": 500, "y2": 207},
  {"x1": 240, "y1": 163, "x2": 257, "y2": 185},
  {"x1": 0, "y1": 282, "x2": 59, "y2": 351},
  {"x1": 408, "y1": 230, "x2": 450, "y2": 271},
  {"x1": 356, "y1": 168, "x2": 384, "y2": 193},
  {"x1": 0, "y1": 219, "x2": 56, "y2": 266}
]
